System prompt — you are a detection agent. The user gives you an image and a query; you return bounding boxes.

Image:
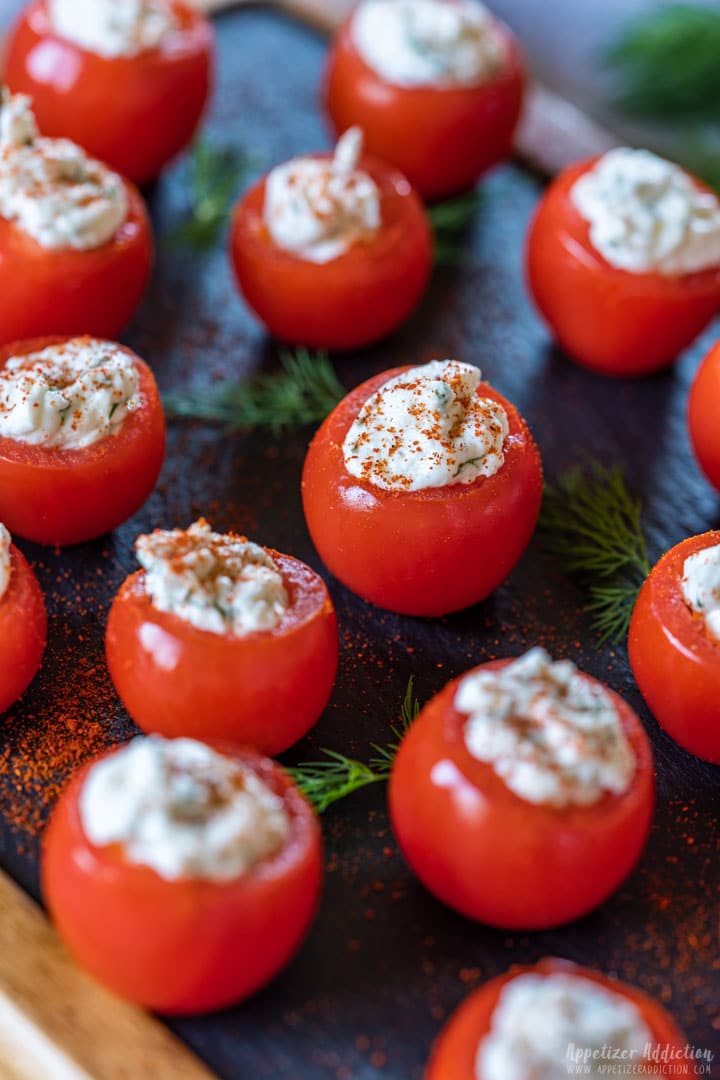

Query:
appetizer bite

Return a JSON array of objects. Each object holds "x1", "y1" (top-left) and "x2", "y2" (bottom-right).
[
  {"x1": 389, "y1": 649, "x2": 654, "y2": 928},
  {"x1": 4, "y1": 0, "x2": 213, "y2": 185},
  {"x1": 0, "y1": 522, "x2": 46, "y2": 713},
  {"x1": 688, "y1": 339, "x2": 720, "y2": 492},
  {"x1": 427, "y1": 958, "x2": 687, "y2": 1079},
  {"x1": 629, "y1": 531, "x2": 720, "y2": 763},
  {"x1": 324, "y1": 0, "x2": 525, "y2": 200},
  {"x1": 230, "y1": 127, "x2": 432, "y2": 350},
  {"x1": 0, "y1": 92, "x2": 152, "y2": 345},
  {"x1": 0, "y1": 336, "x2": 165, "y2": 546},
  {"x1": 302, "y1": 359, "x2": 542, "y2": 616},
  {"x1": 527, "y1": 148, "x2": 720, "y2": 376},
  {"x1": 106, "y1": 520, "x2": 338, "y2": 755},
  {"x1": 42, "y1": 736, "x2": 322, "y2": 1013}
]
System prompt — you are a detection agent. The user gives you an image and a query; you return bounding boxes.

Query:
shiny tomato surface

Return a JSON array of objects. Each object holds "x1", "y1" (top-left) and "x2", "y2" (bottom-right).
[
  {"x1": 230, "y1": 154, "x2": 432, "y2": 350},
  {"x1": 324, "y1": 18, "x2": 525, "y2": 200},
  {"x1": 427, "y1": 958, "x2": 688, "y2": 1079},
  {"x1": 389, "y1": 660, "x2": 654, "y2": 929},
  {"x1": 688, "y1": 340, "x2": 720, "y2": 492},
  {"x1": 0, "y1": 183, "x2": 152, "y2": 347},
  {"x1": 0, "y1": 542, "x2": 46, "y2": 713},
  {"x1": 629, "y1": 531, "x2": 720, "y2": 763},
  {"x1": 526, "y1": 158, "x2": 720, "y2": 376},
  {"x1": 42, "y1": 745, "x2": 323, "y2": 1014},
  {"x1": 4, "y1": 0, "x2": 214, "y2": 184},
  {"x1": 106, "y1": 552, "x2": 338, "y2": 755},
  {"x1": 302, "y1": 368, "x2": 542, "y2": 616},
  {"x1": 0, "y1": 337, "x2": 165, "y2": 546}
]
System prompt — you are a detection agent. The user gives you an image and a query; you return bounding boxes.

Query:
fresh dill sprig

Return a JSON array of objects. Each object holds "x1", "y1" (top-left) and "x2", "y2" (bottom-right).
[
  {"x1": 606, "y1": 4, "x2": 720, "y2": 123},
  {"x1": 163, "y1": 349, "x2": 344, "y2": 434},
  {"x1": 539, "y1": 462, "x2": 651, "y2": 644},
  {"x1": 168, "y1": 140, "x2": 253, "y2": 251},
  {"x1": 288, "y1": 677, "x2": 420, "y2": 814},
  {"x1": 428, "y1": 190, "x2": 482, "y2": 267}
]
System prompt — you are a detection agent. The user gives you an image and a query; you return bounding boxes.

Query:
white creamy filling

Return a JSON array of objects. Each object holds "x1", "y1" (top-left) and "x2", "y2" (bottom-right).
[
  {"x1": 0, "y1": 525, "x2": 11, "y2": 602},
  {"x1": 264, "y1": 127, "x2": 381, "y2": 264},
  {"x1": 136, "y1": 520, "x2": 290, "y2": 637},
  {"x1": 351, "y1": 0, "x2": 503, "y2": 88},
  {"x1": 342, "y1": 359, "x2": 508, "y2": 492},
  {"x1": 681, "y1": 542, "x2": 720, "y2": 640},
  {"x1": 571, "y1": 147, "x2": 720, "y2": 276},
  {"x1": 456, "y1": 648, "x2": 636, "y2": 808},
  {"x1": 48, "y1": 0, "x2": 180, "y2": 60},
  {"x1": 0, "y1": 339, "x2": 141, "y2": 450},
  {"x1": 477, "y1": 973, "x2": 662, "y2": 1080},
  {"x1": 0, "y1": 91, "x2": 128, "y2": 250},
  {"x1": 79, "y1": 736, "x2": 291, "y2": 882}
]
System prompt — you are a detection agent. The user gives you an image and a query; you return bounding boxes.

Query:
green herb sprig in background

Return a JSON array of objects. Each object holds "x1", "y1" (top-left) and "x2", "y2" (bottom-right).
[
  {"x1": 539, "y1": 462, "x2": 651, "y2": 644},
  {"x1": 288, "y1": 677, "x2": 420, "y2": 814},
  {"x1": 168, "y1": 140, "x2": 253, "y2": 251},
  {"x1": 428, "y1": 190, "x2": 482, "y2": 267},
  {"x1": 163, "y1": 349, "x2": 344, "y2": 434}
]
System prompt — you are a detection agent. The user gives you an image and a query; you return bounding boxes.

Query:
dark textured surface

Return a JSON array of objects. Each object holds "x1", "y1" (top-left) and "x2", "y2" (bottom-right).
[{"x1": 0, "y1": 6, "x2": 719, "y2": 1079}]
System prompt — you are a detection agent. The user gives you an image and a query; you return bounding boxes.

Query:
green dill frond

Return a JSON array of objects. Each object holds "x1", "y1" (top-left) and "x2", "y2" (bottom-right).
[
  {"x1": 540, "y1": 462, "x2": 651, "y2": 644},
  {"x1": 167, "y1": 140, "x2": 254, "y2": 251},
  {"x1": 288, "y1": 678, "x2": 422, "y2": 814},
  {"x1": 163, "y1": 349, "x2": 344, "y2": 434},
  {"x1": 428, "y1": 190, "x2": 482, "y2": 267}
]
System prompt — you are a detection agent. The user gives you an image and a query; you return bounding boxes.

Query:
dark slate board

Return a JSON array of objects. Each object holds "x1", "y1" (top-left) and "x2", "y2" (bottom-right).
[{"x1": 0, "y1": 6, "x2": 718, "y2": 1079}]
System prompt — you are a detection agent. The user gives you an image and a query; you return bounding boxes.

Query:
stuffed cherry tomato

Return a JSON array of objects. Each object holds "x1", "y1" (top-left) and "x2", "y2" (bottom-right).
[
  {"x1": 106, "y1": 520, "x2": 338, "y2": 755},
  {"x1": 389, "y1": 649, "x2": 654, "y2": 929},
  {"x1": 0, "y1": 523, "x2": 46, "y2": 712},
  {"x1": 0, "y1": 336, "x2": 165, "y2": 546},
  {"x1": 302, "y1": 359, "x2": 542, "y2": 616},
  {"x1": 629, "y1": 531, "x2": 720, "y2": 764},
  {"x1": 230, "y1": 128, "x2": 432, "y2": 350},
  {"x1": 324, "y1": 0, "x2": 525, "y2": 200},
  {"x1": 42, "y1": 736, "x2": 323, "y2": 1014},
  {"x1": 0, "y1": 93, "x2": 152, "y2": 345},
  {"x1": 428, "y1": 958, "x2": 687, "y2": 1079},
  {"x1": 5, "y1": 0, "x2": 213, "y2": 185},
  {"x1": 527, "y1": 148, "x2": 720, "y2": 376},
  {"x1": 688, "y1": 340, "x2": 720, "y2": 492}
]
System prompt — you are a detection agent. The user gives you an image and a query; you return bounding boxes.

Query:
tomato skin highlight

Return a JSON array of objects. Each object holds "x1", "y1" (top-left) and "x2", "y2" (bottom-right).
[
  {"x1": 526, "y1": 159, "x2": 720, "y2": 376},
  {"x1": 4, "y1": 0, "x2": 214, "y2": 185},
  {"x1": 0, "y1": 543, "x2": 46, "y2": 714},
  {"x1": 389, "y1": 660, "x2": 654, "y2": 930},
  {"x1": 229, "y1": 156, "x2": 432, "y2": 350},
  {"x1": 106, "y1": 553, "x2": 338, "y2": 755},
  {"x1": 324, "y1": 19, "x2": 525, "y2": 201},
  {"x1": 301, "y1": 367, "x2": 542, "y2": 616},
  {"x1": 688, "y1": 340, "x2": 720, "y2": 492},
  {"x1": 42, "y1": 746, "x2": 323, "y2": 1014},
  {"x1": 629, "y1": 531, "x2": 720, "y2": 764},
  {"x1": 427, "y1": 958, "x2": 688, "y2": 1079},
  {"x1": 0, "y1": 336, "x2": 166, "y2": 547},
  {"x1": 0, "y1": 183, "x2": 152, "y2": 347}
]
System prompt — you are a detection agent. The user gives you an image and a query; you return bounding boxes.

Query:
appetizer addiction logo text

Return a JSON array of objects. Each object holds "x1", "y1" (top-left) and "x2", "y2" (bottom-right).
[{"x1": 565, "y1": 1042, "x2": 714, "y2": 1075}]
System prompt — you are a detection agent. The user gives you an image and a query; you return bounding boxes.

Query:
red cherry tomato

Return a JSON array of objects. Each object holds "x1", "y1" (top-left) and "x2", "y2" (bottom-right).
[
  {"x1": 427, "y1": 958, "x2": 687, "y2": 1079},
  {"x1": 629, "y1": 530, "x2": 720, "y2": 764},
  {"x1": 389, "y1": 660, "x2": 654, "y2": 929},
  {"x1": 526, "y1": 158, "x2": 720, "y2": 376},
  {"x1": 106, "y1": 552, "x2": 338, "y2": 755},
  {"x1": 688, "y1": 340, "x2": 720, "y2": 492},
  {"x1": 230, "y1": 154, "x2": 432, "y2": 350},
  {"x1": 4, "y1": 0, "x2": 214, "y2": 185},
  {"x1": 42, "y1": 744, "x2": 323, "y2": 1014},
  {"x1": 0, "y1": 183, "x2": 152, "y2": 347},
  {"x1": 0, "y1": 336, "x2": 166, "y2": 546},
  {"x1": 324, "y1": 16, "x2": 525, "y2": 200},
  {"x1": 0, "y1": 540, "x2": 46, "y2": 713},
  {"x1": 301, "y1": 368, "x2": 542, "y2": 616}
]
